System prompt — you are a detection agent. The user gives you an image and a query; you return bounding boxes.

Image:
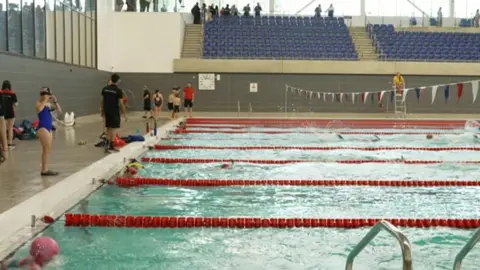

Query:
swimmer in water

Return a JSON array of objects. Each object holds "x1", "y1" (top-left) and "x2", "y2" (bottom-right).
[
  {"x1": 123, "y1": 166, "x2": 139, "y2": 178},
  {"x1": 127, "y1": 158, "x2": 144, "y2": 169},
  {"x1": 337, "y1": 134, "x2": 381, "y2": 142},
  {"x1": 426, "y1": 134, "x2": 433, "y2": 140},
  {"x1": 220, "y1": 160, "x2": 234, "y2": 169},
  {"x1": 1, "y1": 236, "x2": 59, "y2": 270}
]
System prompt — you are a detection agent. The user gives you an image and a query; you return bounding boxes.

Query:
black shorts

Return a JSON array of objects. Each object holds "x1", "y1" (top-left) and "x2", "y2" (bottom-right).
[
  {"x1": 104, "y1": 113, "x2": 121, "y2": 129},
  {"x1": 4, "y1": 109, "x2": 14, "y2": 120},
  {"x1": 144, "y1": 103, "x2": 151, "y2": 111},
  {"x1": 167, "y1": 102, "x2": 174, "y2": 111},
  {"x1": 173, "y1": 105, "x2": 180, "y2": 113},
  {"x1": 184, "y1": 99, "x2": 193, "y2": 108}
]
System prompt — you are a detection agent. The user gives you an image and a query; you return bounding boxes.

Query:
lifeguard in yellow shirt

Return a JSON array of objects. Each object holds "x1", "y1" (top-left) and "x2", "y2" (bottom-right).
[{"x1": 393, "y1": 72, "x2": 405, "y2": 96}]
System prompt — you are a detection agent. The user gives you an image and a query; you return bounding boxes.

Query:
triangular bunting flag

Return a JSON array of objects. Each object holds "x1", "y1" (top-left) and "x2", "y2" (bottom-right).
[
  {"x1": 431, "y1": 85, "x2": 438, "y2": 104},
  {"x1": 402, "y1": 89, "x2": 410, "y2": 103},
  {"x1": 331, "y1": 93, "x2": 334, "y2": 103},
  {"x1": 322, "y1": 93, "x2": 326, "y2": 102},
  {"x1": 351, "y1": 93, "x2": 355, "y2": 104},
  {"x1": 378, "y1": 91, "x2": 385, "y2": 104},
  {"x1": 456, "y1": 83, "x2": 463, "y2": 102},
  {"x1": 339, "y1": 93, "x2": 344, "y2": 103},
  {"x1": 415, "y1": 88, "x2": 420, "y2": 102},
  {"x1": 361, "y1": 93, "x2": 365, "y2": 103},
  {"x1": 444, "y1": 85, "x2": 450, "y2": 103},
  {"x1": 308, "y1": 91, "x2": 313, "y2": 100},
  {"x1": 472, "y1": 81, "x2": 479, "y2": 103},
  {"x1": 362, "y1": 92, "x2": 369, "y2": 104}
]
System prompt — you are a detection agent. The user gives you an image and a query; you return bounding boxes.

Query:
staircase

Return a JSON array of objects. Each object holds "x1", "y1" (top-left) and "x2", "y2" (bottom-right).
[
  {"x1": 349, "y1": 27, "x2": 379, "y2": 61},
  {"x1": 181, "y1": 24, "x2": 203, "y2": 58},
  {"x1": 394, "y1": 90, "x2": 407, "y2": 118}
]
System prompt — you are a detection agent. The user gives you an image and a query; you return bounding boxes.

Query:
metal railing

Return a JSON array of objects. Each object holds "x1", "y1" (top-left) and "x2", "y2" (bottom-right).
[
  {"x1": 345, "y1": 221, "x2": 412, "y2": 270},
  {"x1": 453, "y1": 228, "x2": 480, "y2": 270}
]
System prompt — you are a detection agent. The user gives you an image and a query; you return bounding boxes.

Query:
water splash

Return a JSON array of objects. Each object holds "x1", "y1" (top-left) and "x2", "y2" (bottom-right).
[{"x1": 464, "y1": 120, "x2": 480, "y2": 133}]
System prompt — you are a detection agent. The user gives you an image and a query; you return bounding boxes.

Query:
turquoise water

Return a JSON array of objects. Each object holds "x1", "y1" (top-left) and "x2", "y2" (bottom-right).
[{"x1": 13, "y1": 127, "x2": 480, "y2": 269}]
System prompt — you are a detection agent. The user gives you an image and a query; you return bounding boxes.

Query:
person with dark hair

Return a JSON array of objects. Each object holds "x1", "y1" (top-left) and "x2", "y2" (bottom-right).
[
  {"x1": 36, "y1": 87, "x2": 58, "y2": 176},
  {"x1": 153, "y1": 89, "x2": 163, "y2": 119},
  {"x1": 1, "y1": 80, "x2": 18, "y2": 150},
  {"x1": 100, "y1": 74, "x2": 127, "y2": 153},
  {"x1": 142, "y1": 86, "x2": 153, "y2": 119},
  {"x1": 0, "y1": 87, "x2": 5, "y2": 162}
]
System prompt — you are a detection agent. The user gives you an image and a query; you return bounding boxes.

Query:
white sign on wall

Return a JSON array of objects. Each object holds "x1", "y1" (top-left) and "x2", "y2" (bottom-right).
[
  {"x1": 249, "y1": 83, "x2": 258, "y2": 93},
  {"x1": 198, "y1": 73, "x2": 215, "y2": 90}
]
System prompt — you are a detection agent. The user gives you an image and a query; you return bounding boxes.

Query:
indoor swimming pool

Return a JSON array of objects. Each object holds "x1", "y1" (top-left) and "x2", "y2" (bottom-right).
[{"x1": 10, "y1": 118, "x2": 480, "y2": 270}]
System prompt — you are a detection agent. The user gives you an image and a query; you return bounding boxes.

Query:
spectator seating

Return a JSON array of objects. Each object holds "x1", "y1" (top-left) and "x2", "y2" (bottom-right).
[
  {"x1": 369, "y1": 24, "x2": 480, "y2": 62},
  {"x1": 203, "y1": 16, "x2": 358, "y2": 60}
]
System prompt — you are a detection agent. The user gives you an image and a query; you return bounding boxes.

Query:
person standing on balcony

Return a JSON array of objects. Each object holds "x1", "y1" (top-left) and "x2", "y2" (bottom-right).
[
  {"x1": 231, "y1": 5, "x2": 238, "y2": 16},
  {"x1": 437, "y1": 7, "x2": 443, "y2": 27},
  {"x1": 393, "y1": 72, "x2": 405, "y2": 96},
  {"x1": 254, "y1": 3, "x2": 262, "y2": 17},
  {"x1": 474, "y1": 9, "x2": 480, "y2": 27},
  {"x1": 243, "y1": 4, "x2": 250, "y2": 16},
  {"x1": 314, "y1": 4, "x2": 322, "y2": 17},
  {"x1": 115, "y1": 0, "x2": 124, "y2": 11},
  {"x1": 326, "y1": 4, "x2": 334, "y2": 18},
  {"x1": 191, "y1": 3, "x2": 201, "y2": 24},
  {"x1": 224, "y1": 4, "x2": 231, "y2": 16}
]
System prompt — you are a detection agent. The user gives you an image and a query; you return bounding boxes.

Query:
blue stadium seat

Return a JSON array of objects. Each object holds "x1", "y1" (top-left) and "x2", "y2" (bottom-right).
[
  {"x1": 203, "y1": 16, "x2": 358, "y2": 60},
  {"x1": 368, "y1": 24, "x2": 480, "y2": 62}
]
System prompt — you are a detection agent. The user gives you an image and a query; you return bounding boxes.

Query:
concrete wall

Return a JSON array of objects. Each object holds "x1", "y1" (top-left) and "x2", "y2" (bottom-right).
[
  {"x1": 0, "y1": 53, "x2": 109, "y2": 120},
  {"x1": 118, "y1": 73, "x2": 479, "y2": 114}
]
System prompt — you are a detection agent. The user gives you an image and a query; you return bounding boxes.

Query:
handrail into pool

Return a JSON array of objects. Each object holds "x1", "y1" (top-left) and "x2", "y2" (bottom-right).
[
  {"x1": 345, "y1": 221, "x2": 412, "y2": 270},
  {"x1": 453, "y1": 227, "x2": 480, "y2": 270},
  {"x1": 237, "y1": 100, "x2": 240, "y2": 117}
]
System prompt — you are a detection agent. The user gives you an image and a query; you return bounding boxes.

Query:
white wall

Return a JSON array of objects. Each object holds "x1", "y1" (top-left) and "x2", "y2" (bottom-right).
[{"x1": 97, "y1": 12, "x2": 185, "y2": 73}]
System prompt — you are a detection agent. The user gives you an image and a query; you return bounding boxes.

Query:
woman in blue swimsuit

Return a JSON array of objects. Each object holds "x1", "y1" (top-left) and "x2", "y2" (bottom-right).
[{"x1": 36, "y1": 87, "x2": 58, "y2": 176}]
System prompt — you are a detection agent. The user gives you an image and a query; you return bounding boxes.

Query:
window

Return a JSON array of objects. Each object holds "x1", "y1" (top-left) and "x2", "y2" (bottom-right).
[
  {"x1": 0, "y1": 0, "x2": 6, "y2": 51},
  {"x1": 7, "y1": 0, "x2": 22, "y2": 53},
  {"x1": 34, "y1": 0, "x2": 47, "y2": 58},
  {"x1": 22, "y1": 0, "x2": 35, "y2": 56},
  {"x1": 275, "y1": 0, "x2": 360, "y2": 16},
  {"x1": 55, "y1": 0, "x2": 64, "y2": 61},
  {"x1": 454, "y1": 0, "x2": 477, "y2": 18},
  {"x1": 72, "y1": 9, "x2": 79, "y2": 64},
  {"x1": 79, "y1": 12, "x2": 85, "y2": 65}
]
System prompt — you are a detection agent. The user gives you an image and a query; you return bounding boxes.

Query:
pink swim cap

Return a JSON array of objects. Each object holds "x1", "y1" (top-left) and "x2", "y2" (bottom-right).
[{"x1": 30, "y1": 236, "x2": 59, "y2": 266}]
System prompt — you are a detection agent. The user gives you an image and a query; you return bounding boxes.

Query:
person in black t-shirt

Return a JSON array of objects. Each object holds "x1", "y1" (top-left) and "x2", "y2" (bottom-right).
[
  {"x1": 100, "y1": 74, "x2": 127, "y2": 153},
  {"x1": 1, "y1": 80, "x2": 18, "y2": 149},
  {"x1": 0, "y1": 89, "x2": 5, "y2": 161}
]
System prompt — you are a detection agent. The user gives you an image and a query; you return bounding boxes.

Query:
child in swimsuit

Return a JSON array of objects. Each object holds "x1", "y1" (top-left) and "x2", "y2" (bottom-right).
[
  {"x1": 171, "y1": 93, "x2": 181, "y2": 119},
  {"x1": 167, "y1": 89, "x2": 176, "y2": 112},
  {"x1": 1, "y1": 236, "x2": 60, "y2": 270},
  {"x1": 153, "y1": 90, "x2": 163, "y2": 119}
]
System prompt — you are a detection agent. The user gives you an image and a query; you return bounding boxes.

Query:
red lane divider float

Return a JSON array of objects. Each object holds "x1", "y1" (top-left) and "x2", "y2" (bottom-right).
[
  {"x1": 64, "y1": 213, "x2": 480, "y2": 229},
  {"x1": 154, "y1": 145, "x2": 480, "y2": 152},
  {"x1": 185, "y1": 118, "x2": 468, "y2": 129},
  {"x1": 141, "y1": 157, "x2": 480, "y2": 165},
  {"x1": 113, "y1": 177, "x2": 480, "y2": 187},
  {"x1": 174, "y1": 129, "x2": 465, "y2": 135}
]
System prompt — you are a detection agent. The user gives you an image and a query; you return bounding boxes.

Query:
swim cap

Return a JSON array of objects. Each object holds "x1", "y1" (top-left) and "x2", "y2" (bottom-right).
[
  {"x1": 426, "y1": 134, "x2": 433, "y2": 139},
  {"x1": 30, "y1": 236, "x2": 59, "y2": 266},
  {"x1": 126, "y1": 167, "x2": 138, "y2": 175},
  {"x1": 220, "y1": 163, "x2": 231, "y2": 169},
  {"x1": 127, "y1": 162, "x2": 144, "y2": 169}
]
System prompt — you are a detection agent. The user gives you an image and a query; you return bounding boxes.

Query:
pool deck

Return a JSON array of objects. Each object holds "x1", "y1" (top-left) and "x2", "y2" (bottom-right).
[{"x1": 0, "y1": 114, "x2": 167, "y2": 214}]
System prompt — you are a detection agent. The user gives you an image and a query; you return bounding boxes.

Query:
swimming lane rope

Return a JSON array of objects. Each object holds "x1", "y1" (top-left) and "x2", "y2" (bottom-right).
[
  {"x1": 64, "y1": 214, "x2": 480, "y2": 229},
  {"x1": 113, "y1": 177, "x2": 480, "y2": 187},
  {"x1": 154, "y1": 145, "x2": 480, "y2": 151},
  {"x1": 141, "y1": 157, "x2": 480, "y2": 165},
  {"x1": 174, "y1": 129, "x2": 465, "y2": 135}
]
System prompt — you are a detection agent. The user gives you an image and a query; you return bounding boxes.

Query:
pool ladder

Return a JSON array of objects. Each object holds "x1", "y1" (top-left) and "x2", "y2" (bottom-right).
[
  {"x1": 453, "y1": 227, "x2": 480, "y2": 270},
  {"x1": 345, "y1": 221, "x2": 412, "y2": 270}
]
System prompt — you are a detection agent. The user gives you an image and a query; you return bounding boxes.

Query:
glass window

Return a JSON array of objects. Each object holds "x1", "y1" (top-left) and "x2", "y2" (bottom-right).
[
  {"x1": 85, "y1": 16, "x2": 91, "y2": 67},
  {"x1": 79, "y1": 12, "x2": 85, "y2": 66},
  {"x1": 454, "y1": 0, "x2": 477, "y2": 18},
  {"x1": 55, "y1": 0, "x2": 64, "y2": 61},
  {"x1": 22, "y1": 0, "x2": 35, "y2": 56},
  {"x1": 410, "y1": 0, "x2": 449, "y2": 17},
  {"x1": 85, "y1": 0, "x2": 92, "y2": 16},
  {"x1": 34, "y1": 0, "x2": 46, "y2": 58},
  {"x1": 64, "y1": 2, "x2": 72, "y2": 63},
  {"x1": 275, "y1": 0, "x2": 360, "y2": 16},
  {"x1": 45, "y1": 0, "x2": 55, "y2": 59},
  {"x1": 76, "y1": 0, "x2": 84, "y2": 12},
  {"x1": 0, "y1": 0, "x2": 6, "y2": 51},
  {"x1": 72, "y1": 10, "x2": 79, "y2": 64},
  {"x1": 91, "y1": 18, "x2": 95, "y2": 67},
  {"x1": 7, "y1": 0, "x2": 22, "y2": 54}
]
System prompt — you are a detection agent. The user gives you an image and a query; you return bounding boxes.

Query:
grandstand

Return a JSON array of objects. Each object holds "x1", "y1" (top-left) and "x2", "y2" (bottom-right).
[
  {"x1": 202, "y1": 16, "x2": 358, "y2": 60},
  {"x1": 197, "y1": 15, "x2": 480, "y2": 63},
  {"x1": 369, "y1": 24, "x2": 480, "y2": 62}
]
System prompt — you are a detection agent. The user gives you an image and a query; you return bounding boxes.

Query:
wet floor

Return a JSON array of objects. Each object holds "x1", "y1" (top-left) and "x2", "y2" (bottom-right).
[{"x1": 0, "y1": 116, "x2": 167, "y2": 214}]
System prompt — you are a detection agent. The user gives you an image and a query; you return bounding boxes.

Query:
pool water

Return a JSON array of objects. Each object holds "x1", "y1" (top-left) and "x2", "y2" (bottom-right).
[{"x1": 14, "y1": 126, "x2": 480, "y2": 270}]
